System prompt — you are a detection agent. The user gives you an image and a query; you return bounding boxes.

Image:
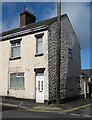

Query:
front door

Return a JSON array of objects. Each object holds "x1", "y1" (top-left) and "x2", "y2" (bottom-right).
[{"x1": 36, "y1": 73, "x2": 44, "y2": 103}]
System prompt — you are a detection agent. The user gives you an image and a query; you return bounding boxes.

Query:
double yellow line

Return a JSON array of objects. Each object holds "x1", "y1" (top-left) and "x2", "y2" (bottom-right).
[
  {"x1": 61, "y1": 102, "x2": 92, "y2": 113},
  {"x1": 20, "y1": 102, "x2": 92, "y2": 113}
]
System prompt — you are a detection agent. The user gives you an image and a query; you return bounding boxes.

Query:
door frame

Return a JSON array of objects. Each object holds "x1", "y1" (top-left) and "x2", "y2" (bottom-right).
[
  {"x1": 34, "y1": 68, "x2": 45, "y2": 103},
  {"x1": 36, "y1": 74, "x2": 44, "y2": 103}
]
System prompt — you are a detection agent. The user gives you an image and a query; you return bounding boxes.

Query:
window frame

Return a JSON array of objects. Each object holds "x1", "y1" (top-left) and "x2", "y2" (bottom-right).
[
  {"x1": 11, "y1": 42, "x2": 20, "y2": 57},
  {"x1": 10, "y1": 39, "x2": 22, "y2": 60},
  {"x1": 10, "y1": 73, "x2": 25, "y2": 89},
  {"x1": 35, "y1": 33, "x2": 44, "y2": 56},
  {"x1": 36, "y1": 37, "x2": 43, "y2": 54}
]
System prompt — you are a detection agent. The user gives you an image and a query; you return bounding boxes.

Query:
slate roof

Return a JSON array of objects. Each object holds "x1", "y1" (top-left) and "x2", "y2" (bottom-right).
[
  {"x1": 81, "y1": 69, "x2": 92, "y2": 77},
  {"x1": 1, "y1": 14, "x2": 66, "y2": 37}
]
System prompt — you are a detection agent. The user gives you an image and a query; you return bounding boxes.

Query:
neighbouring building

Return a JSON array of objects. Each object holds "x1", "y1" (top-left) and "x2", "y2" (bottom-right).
[
  {"x1": 81, "y1": 69, "x2": 92, "y2": 83},
  {"x1": 80, "y1": 72, "x2": 89, "y2": 98},
  {"x1": 80, "y1": 69, "x2": 92, "y2": 98},
  {"x1": 0, "y1": 10, "x2": 81, "y2": 104}
]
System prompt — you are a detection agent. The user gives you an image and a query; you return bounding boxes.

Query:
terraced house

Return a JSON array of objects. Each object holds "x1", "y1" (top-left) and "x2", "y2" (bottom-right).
[{"x1": 0, "y1": 10, "x2": 81, "y2": 104}]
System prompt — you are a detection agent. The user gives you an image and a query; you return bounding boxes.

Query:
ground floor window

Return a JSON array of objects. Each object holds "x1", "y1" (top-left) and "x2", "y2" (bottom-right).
[{"x1": 10, "y1": 73, "x2": 24, "y2": 89}]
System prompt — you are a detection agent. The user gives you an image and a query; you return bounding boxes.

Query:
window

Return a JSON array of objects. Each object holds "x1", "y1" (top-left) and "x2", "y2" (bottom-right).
[
  {"x1": 68, "y1": 48, "x2": 72, "y2": 58},
  {"x1": 41, "y1": 81, "x2": 43, "y2": 90},
  {"x1": 11, "y1": 42, "x2": 20, "y2": 58},
  {"x1": 10, "y1": 73, "x2": 24, "y2": 89},
  {"x1": 38, "y1": 81, "x2": 40, "y2": 90},
  {"x1": 10, "y1": 39, "x2": 21, "y2": 59},
  {"x1": 36, "y1": 37, "x2": 43, "y2": 54},
  {"x1": 35, "y1": 33, "x2": 44, "y2": 56},
  {"x1": 36, "y1": 73, "x2": 44, "y2": 76}
]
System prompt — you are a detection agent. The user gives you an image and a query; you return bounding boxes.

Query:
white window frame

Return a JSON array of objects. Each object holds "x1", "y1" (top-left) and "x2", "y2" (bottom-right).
[
  {"x1": 10, "y1": 39, "x2": 22, "y2": 59},
  {"x1": 11, "y1": 42, "x2": 20, "y2": 58},
  {"x1": 36, "y1": 37, "x2": 43, "y2": 55},
  {"x1": 35, "y1": 33, "x2": 44, "y2": 55},
  {"x1": 10, "y1": 73, "x2": 24, "y2": 89}
]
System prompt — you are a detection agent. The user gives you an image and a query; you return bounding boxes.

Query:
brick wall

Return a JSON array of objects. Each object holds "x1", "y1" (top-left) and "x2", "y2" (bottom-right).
[
  {"x1": 20, "y1": 14, "x2": 26, "y2": 27},
  {"x1": 20, "y1": 11, "x2": 36, "y2": 27}
]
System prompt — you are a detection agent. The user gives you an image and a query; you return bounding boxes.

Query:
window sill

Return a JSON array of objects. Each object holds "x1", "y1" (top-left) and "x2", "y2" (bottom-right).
[
  {"x1": 35, "y1": 53, "x2": 43, "y2": 57},
  {"x1": 9, "y1": 57, "x2": 21, "y2": 60}
]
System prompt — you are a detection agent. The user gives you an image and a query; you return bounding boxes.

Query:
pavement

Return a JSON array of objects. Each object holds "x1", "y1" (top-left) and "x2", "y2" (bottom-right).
[{"x1": 1, "y1": 97, "x2": 92, "y2": 112}]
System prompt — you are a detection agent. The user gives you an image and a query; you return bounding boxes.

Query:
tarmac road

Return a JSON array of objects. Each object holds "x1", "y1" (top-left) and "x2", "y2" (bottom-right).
[{"x1": 1, "y1": 104, "x2": 92, "y2": 119}]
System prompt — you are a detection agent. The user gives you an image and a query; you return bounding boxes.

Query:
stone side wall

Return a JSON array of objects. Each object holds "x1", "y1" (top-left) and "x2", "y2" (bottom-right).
[
  {"x1": 48, "y1": 20, "x2": 57, "y2": 101},
  {"x1": 60, "y1": 15, "x2": 81, "y2": 99},
  {"x1": 48, "y1": 15, "x2": 81, "y2": 102}
]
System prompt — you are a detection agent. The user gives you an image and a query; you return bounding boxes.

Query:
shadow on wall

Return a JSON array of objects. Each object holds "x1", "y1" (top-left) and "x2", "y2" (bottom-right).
[{"x1": 65, "y1": 33, "x2": 81, "y2": 100}]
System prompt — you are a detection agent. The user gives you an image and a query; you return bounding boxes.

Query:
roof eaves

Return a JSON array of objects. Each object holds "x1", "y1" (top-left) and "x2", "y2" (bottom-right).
[{"x1": 0, "y1": 25, "x2": 48, "y2": 41}]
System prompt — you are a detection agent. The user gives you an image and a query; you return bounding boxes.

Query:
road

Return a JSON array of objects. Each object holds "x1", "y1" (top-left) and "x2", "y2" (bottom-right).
[{"x1": 1, "y1": 104, "x2": 92, "y2": 119}]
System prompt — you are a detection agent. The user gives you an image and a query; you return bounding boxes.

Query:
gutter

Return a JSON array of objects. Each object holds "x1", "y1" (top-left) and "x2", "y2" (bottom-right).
[{"x1": 0, "y1": 25, "x2": 48, "y2": 41}]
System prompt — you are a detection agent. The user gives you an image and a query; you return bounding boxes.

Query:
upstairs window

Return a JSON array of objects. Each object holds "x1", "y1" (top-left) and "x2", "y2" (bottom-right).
[
  {"x1": 10, "y1": 39, "x2": 21, "y2": 59},
  {"x1": 12, "y1": 42, "x2": 20, "y2": 58},
  {"x1": 10, "y1": 73, "x2": 24, "y2": 89},
  {"x1": 35, "y1": 33, "x2": 44, "y2": 56},
  {"x1": 68, "y1": 48, "x2": 72, "y2": 58},
  {"x1": 37, "y1": 37, "x2": 43, "y2": 54}
]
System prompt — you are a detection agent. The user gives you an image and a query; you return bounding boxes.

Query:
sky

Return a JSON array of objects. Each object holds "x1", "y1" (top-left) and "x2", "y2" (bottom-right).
[{"x1": 1, "y1": 1, "x2": 91, "y2": 69}]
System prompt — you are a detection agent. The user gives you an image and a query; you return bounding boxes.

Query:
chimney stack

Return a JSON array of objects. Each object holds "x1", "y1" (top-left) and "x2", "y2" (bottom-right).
[{"x1": 20, "y1": 10, "x2": 36, "y2": 27}]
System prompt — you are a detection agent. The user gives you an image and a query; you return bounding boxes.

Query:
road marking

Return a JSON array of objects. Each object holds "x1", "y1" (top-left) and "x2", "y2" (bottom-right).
[
  {"x1": 84, "y1": 115, "x2": 91, "y2": 117},
  {"x1": 19, "y1": 102, "x2": 92, "y2": 113},
  {"x1": 61, "y1": 103, "x2": 92, "y2": 113},
  {"x1": 59, "y1": 112, "x2": 66, "y2": 114},
  {"x1": 70, "y1": 113, "x2": 80, "y2": 117}
]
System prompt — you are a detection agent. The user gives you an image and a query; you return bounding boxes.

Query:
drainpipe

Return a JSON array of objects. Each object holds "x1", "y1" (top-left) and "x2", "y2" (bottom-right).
[{"x1": 84, "y1": 77, "x2": 87, "y2": 99}]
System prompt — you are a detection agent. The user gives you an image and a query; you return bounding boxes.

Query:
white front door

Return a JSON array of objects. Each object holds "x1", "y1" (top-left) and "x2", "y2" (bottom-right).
[{"x1": 36, "y1": 73, "x2": 44, "y2": 103}]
